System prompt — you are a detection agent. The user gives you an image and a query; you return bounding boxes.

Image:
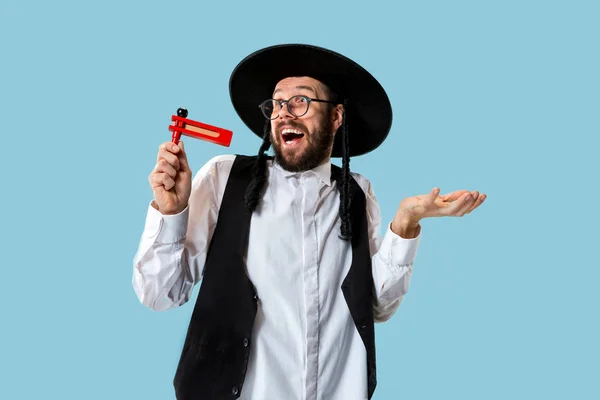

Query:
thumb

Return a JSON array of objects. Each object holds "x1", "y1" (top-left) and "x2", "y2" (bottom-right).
[
  {"x1": 424, "y1": 187, "x2": 439, "y2": 205},
  {"x1": 430, "y1": 187, "x2": 440, "y2": 199},
  {"x1": 178, "y1": 140, "x2": 192, "y2": 173}
]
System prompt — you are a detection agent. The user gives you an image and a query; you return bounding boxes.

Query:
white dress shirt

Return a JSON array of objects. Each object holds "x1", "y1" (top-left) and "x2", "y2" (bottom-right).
[{"x1": 133, "y1": 155, "x2": 421, "y2": 400}]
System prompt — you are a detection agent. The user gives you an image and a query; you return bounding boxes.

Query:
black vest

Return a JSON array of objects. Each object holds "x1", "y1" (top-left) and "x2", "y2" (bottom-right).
[{"x1": 173, "y1": 155, "x2": 377, "y2": 399}]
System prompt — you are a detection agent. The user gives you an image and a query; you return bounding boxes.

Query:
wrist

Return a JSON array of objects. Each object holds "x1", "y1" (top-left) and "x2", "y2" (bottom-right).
[
  {"x1": 391, "y1": 216, "x2": 421, "y2": 239},
  {"x1": 151, "y1": 200, "x2": 187, "y2": 215}
]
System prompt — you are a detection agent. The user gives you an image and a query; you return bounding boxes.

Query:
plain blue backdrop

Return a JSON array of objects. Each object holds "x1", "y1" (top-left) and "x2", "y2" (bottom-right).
[{"x1": 1, "y1": 1, "x2": 598, "y2": 399}]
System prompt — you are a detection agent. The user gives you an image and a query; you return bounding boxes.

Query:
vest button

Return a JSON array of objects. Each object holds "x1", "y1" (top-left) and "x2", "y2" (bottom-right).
[
  {"x1": 232, "y1": 386, "x2": 239, "y2": 395},
  {"x1": 253, "y1": 294, "x2": 259, "y2": 301},
  {"x1": 243, "y1": 338, "x2": 249, "y2": 347}
]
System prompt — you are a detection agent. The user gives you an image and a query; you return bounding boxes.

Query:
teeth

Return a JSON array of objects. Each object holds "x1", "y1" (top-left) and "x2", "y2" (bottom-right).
[{"x1": 282, "y1": 128, "x2": 304, "y2": 135}]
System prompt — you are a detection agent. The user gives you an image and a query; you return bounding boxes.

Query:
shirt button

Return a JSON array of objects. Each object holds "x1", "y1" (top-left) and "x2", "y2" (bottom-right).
[
  {"x1": 232, "y1": 386, "x2": 239, "y2": 395},
  {"x1": 243, "y1": 338, "x2": 249, "y2": 347}
]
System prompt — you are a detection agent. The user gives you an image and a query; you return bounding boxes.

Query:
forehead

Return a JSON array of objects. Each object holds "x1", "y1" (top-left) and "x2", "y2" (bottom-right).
[{"x1": 272, "y1": 76, "x2": 325, "y2": 97}]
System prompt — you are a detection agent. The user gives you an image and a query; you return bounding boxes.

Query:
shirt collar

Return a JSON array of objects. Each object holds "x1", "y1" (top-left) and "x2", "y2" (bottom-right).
[{"x1": 271, "y1": 158, "x2": 332, "y2": 186}]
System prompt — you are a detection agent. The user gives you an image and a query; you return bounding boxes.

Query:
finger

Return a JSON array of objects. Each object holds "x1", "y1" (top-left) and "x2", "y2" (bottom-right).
[
  {"x1": 459, "y1": 193, "x2": 476, "y2": 216},
  {"x1": 443, "y1": 192, "x2": 473, "y2": 216},
  {"x1": 454, "y1": 193, "x2": 473, "y2": 216},
  {"x1": 150, "y1": 172, "x2": 175, "y2": 191},
  {"x1": 158, "y1": 141, "x2": 180, "y2": 156},
  {"x1": 466, "y1": 193, "x2": 486, "y2": 214},
  {"x1": 460, "y1": 192, "x2": 479, "y2": 215},
  {"x1": 155, "y1": 159, "x2": 178, "y2": 179},
  {"x1": 463, "y1": 191, "x2": 482, "y2": 213},
  {"x1": 149, "y1": 171, "x2": 171, "y2": 189},
  {"x1": 441, "y1": 190, "x2": 469, "y2": 202},
  {"x1": 158, "y1": 145, "x2": 181, "y2": 171}
]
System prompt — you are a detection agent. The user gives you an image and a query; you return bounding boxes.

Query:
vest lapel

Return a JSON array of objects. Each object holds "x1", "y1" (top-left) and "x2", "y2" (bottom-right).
[
  {"x1": 331, "y1": 164, "x2": 378, "y2": 399},
  {"x1": 174, "y1": 155, "x2": 258, "y2": 400}
]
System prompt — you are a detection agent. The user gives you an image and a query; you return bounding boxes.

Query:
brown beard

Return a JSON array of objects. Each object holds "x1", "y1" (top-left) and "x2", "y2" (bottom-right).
[{"x1": 272, "y1": 118, "x2": 335, "y2": 172}]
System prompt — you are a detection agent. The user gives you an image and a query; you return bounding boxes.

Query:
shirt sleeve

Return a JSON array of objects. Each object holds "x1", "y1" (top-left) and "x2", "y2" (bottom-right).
[
  {"x1": 364, "y1": 179, "x2": 421, "y2": 322},
  {"x1": 131, "y1": 155, "x2": 235, "y2": 311}
]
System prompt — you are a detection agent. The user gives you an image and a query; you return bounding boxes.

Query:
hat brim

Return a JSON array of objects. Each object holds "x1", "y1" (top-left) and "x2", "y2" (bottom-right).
[{"x1": 229, "y1": 44, "x2": 392, "y2": 157}]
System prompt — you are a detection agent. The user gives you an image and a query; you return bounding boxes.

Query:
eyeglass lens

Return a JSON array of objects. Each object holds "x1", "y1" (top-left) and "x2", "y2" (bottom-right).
[{"x1": 263, "y1": 96, "x2": 309, "y2": 119}]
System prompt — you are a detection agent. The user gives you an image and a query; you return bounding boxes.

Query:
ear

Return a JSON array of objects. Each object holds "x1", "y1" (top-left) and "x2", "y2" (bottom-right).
[{"x1": 331, "y1": 104, "x2": 344, "y2": 136}]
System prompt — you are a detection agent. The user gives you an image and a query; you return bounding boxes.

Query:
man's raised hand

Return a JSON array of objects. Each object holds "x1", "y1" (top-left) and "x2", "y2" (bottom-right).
[
  {"x1": 148, "y1": 141, "x2": 192, "y2": 215},
  {"x1": 391, "y1": 187, "x2": 486, "y2": 237}
]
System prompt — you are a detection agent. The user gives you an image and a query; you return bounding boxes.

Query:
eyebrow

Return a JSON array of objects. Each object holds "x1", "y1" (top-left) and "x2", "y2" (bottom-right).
[{"x1": 272, "y1": 85, "x2": 317, "y2": 97}]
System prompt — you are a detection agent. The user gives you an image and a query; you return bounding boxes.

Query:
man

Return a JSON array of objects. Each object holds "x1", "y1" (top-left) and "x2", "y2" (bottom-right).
[{"x1": 133, "y1": 44, "x2": 485, "y2": 400}]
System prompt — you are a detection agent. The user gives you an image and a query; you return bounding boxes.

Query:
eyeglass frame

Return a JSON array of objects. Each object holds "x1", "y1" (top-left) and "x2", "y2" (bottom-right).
[{"x1": 258, "y1": 95, "x2": 340, "y2": 120}]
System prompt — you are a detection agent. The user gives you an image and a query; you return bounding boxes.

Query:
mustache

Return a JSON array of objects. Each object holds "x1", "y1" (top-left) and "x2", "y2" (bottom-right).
[{"x1": 275, "y1": 121, "x2": 307, "y2": 135}]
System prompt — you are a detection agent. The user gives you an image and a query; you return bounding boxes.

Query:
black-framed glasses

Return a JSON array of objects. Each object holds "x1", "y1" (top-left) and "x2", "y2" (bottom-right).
[{"x1": 258, "y1": 95, "x2": 338, "y2": 120}]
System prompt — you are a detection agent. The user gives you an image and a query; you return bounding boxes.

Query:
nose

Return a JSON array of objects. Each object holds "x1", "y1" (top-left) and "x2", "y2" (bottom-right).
[{"x1": 278, "y1": 100, "x2": 294, "y2": 120}]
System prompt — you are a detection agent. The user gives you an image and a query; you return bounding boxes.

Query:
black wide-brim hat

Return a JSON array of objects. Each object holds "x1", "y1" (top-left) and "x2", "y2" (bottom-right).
[{"x1": 229, "y1": 44, "x2": 393, "y2": 157}]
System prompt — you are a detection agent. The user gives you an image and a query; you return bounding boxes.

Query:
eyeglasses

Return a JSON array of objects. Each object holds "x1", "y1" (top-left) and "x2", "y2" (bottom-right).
[{"x1": 258, "y1": 95, "x2": 338, "y2": 120}]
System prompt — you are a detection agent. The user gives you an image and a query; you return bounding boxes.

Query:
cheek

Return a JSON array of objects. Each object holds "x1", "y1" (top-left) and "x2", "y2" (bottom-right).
[{"x1": 270, "y1": 123, "x2": 279, "y2": 138}]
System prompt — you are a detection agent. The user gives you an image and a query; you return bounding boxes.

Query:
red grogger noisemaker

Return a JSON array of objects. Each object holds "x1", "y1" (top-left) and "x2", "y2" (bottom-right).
[{"x1": 169, "y1": 107, "x2": 233, "y2": 146}]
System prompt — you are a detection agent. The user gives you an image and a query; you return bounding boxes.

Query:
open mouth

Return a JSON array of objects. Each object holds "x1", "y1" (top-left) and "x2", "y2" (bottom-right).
[{"x1": 281, "y1": 128, "x2": 305, "y2": 145}]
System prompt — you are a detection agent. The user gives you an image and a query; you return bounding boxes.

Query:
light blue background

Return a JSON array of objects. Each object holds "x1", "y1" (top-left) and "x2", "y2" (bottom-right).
[{"x1": 1, "y1": 1, "x2": 598, "y2": 399}]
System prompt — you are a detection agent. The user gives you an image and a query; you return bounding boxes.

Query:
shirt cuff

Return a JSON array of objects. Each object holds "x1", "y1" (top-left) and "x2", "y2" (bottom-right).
[
  {"x1": 144, "y1": 202, "x2": 189, "y2": 243},
  {"x1": 378, "y1": 222, "x2": 421, "y2": 267}
]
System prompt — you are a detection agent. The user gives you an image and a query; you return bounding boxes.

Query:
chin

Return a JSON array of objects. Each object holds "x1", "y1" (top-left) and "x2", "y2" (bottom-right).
[
  {"x1": 277, "y1": 155, "x2": 307, "y2": 172},
  {"x1": 272, "y1": 135, "x2": 331, "y2": 172}
]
